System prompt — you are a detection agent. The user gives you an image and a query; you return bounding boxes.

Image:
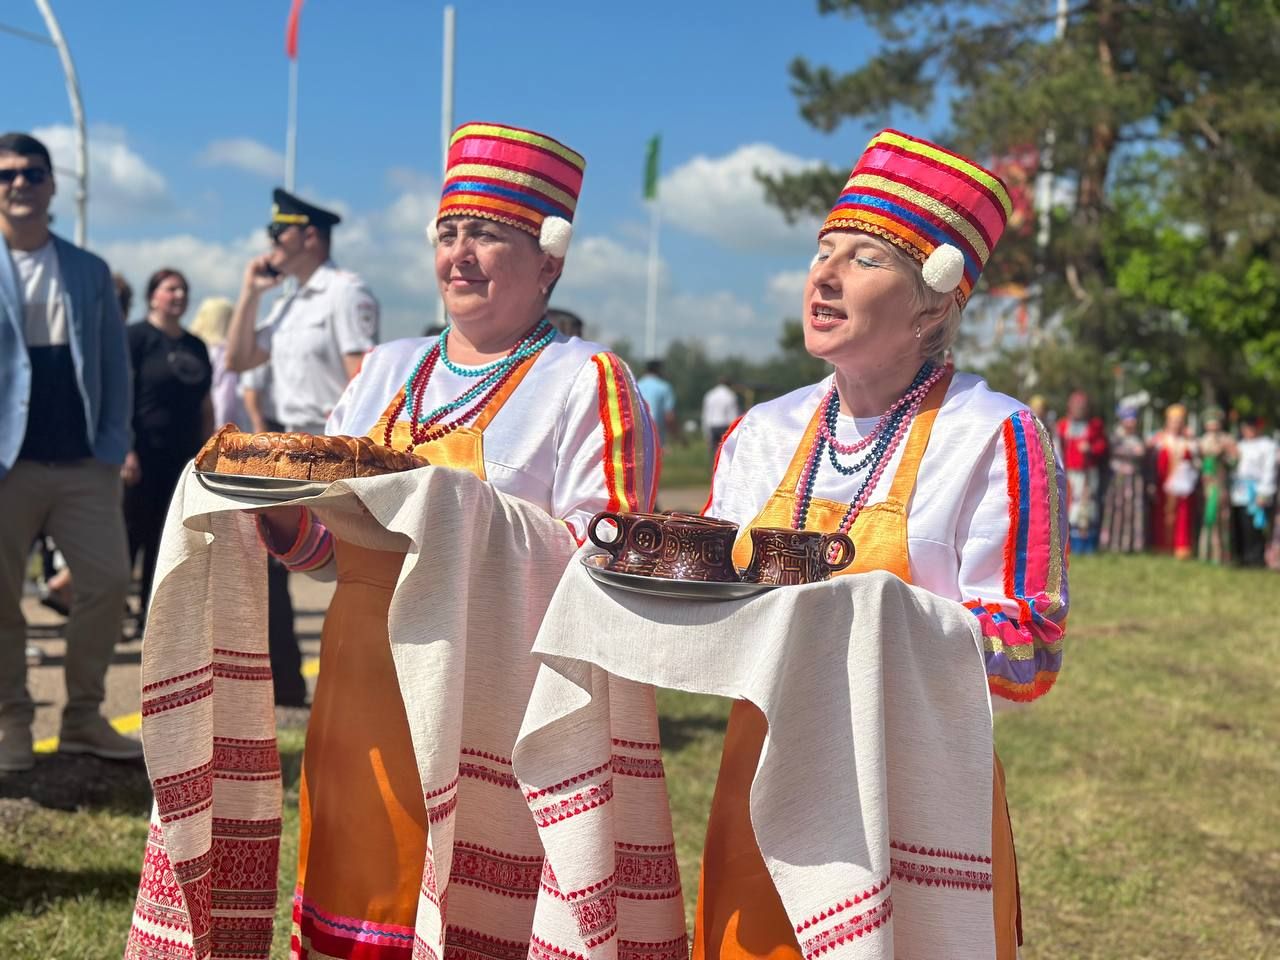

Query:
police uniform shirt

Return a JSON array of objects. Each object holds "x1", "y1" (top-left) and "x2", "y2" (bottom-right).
[{"x1": 255, "y1": 260, "x2": 379, "y2": 433}]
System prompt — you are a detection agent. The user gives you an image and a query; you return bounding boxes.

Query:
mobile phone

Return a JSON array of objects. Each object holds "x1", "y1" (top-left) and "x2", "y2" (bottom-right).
[{"x1": 259, "y1": 262, "x2": 281, "y2": 279}]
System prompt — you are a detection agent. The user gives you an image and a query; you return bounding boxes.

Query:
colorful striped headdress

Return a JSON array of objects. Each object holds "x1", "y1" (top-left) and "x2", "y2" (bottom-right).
[
  {"x1": 427, "y1": 121, "x2": 586, "y2": 258},
  {"x1": 820, "y1": 129, "x2": 1013, "y2": 306}
]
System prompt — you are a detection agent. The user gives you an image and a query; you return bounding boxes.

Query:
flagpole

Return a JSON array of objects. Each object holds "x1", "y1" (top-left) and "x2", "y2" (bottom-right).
[
  {"x1": 285, "y1": 56, "x2": 299, "y2": 191},
  {"x1": 644, "y1": 199, "x2": 660, "y2": 360},
  {"x1": 32, "y1": 0, "x2": 87, "y2": 246},
  {"x1": 437, "y1": 5, "x2": 455, "y2": 332}
]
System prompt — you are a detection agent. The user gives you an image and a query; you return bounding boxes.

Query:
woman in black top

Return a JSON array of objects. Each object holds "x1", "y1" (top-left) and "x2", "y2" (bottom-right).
[{"x1": 124, "y1": 269, "x2": 213, "y2": 626}]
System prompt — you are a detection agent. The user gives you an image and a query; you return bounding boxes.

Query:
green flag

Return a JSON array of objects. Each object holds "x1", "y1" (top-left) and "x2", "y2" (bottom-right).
[{"x1": 643, "y1": 134, "x2": 661, "y2": 201}]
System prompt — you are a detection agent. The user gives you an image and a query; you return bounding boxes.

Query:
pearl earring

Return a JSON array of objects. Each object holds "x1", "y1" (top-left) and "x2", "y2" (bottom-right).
[{"x1": 914, "y1": 324, "x2": 922, "y2": 339}]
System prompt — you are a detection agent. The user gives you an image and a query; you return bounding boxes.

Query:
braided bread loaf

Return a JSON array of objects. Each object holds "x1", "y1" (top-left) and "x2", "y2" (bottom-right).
[{"x1": 195, "y1": 424, "x2": 427, "y2": 480}]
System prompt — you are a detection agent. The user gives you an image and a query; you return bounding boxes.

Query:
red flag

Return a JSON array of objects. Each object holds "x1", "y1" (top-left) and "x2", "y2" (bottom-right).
[{"x1": 285, "y1": 0, "x2": 305, "y2": 60}]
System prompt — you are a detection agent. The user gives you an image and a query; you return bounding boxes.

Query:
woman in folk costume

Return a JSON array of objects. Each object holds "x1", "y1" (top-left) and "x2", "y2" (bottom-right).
[
  {"x1": 696, "y1": 130, "x2": 1068, "y2": 960},
  {"x1": 1056, "y1": 390, "x2": 1108, "y2": 554},
  {"x1": 1100, "y1": 405, "x2": 1149, "y2": 553},
  {"x1": 1150, "y1": 403, "x2": 1198, "y2": 558},
  {"x1": 256, "y1": 122, "x2": 658, "y2": 958},
  {"x1": 1196, "y1": 406, "x2": 1235, "y2": 564}
]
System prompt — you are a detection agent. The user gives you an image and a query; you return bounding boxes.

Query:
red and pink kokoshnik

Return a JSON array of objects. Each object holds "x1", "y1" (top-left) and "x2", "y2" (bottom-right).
[
  {"x1": 429, "y1": 121, "x2": 586, "y2": 258},
  {"x1": 821, "y1": 129, "x2": 1014, "y2": 306}
]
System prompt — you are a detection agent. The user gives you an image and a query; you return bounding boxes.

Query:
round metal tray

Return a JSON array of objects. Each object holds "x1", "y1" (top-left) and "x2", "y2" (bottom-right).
[
  {"x1": 581, "y1": 554, "x2": 778, "y2": 601},
  {"x1": 195, "y1": 470, "x2": 330, "y2": 504}
]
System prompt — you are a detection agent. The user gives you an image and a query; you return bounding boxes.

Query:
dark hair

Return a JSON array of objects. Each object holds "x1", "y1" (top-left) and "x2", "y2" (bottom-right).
[
  {"x1": 0, "y1": 132, "x2": 52, "y2": 170},
  {"x1": 146, "y1": 268, "x2": 188, "y2": 303},
  {"x1": 113, "y1": 273, "x2": 133, "y2": 320},
  {"x1": 307, "y1": 223, "x2": 332, "y2": 250},
  {"x1": 645, "y1": 359, "x2": 663, "y2": 375},
  {"x1": 546, "y1": 308, "x2": 584, "y2": 338}
]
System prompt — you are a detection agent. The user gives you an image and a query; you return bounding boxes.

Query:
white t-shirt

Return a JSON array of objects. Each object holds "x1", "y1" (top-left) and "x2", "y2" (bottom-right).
[
  {"x1": 702, "y1": 383, "x2": 740, "y2": 432},
  {"x1": 13, "y1": 240, "x2": 94, "y2": 461},
  {"x1": 255, "y1": 261, "x2": 379, "y2": 432},
  {"x1": 13, "y1": 240, "x2": 67, "y2": 348}
]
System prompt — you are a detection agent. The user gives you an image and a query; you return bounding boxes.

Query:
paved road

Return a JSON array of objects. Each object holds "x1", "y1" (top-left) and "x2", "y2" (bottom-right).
[{"x1": 23, "y1": 487, "x2": 707, "y2": 749}]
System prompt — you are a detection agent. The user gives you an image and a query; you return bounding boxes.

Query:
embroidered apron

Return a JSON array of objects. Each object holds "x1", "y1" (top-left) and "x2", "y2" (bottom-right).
[
  {"x1": 294, "y1": 360, "x2": 536, "y2": 956},
  {"x1": 694, "y1": 372, "x2": 1021, "y2": 960}
]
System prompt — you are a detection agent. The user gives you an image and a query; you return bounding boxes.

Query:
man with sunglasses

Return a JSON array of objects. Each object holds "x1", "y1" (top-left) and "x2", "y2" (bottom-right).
[
  {"x1": 225, "y1": 188, "x2": 379, "y2": 707},
  {"x1": 0, "y1": 132, "x2": 138, "y2": 771}
]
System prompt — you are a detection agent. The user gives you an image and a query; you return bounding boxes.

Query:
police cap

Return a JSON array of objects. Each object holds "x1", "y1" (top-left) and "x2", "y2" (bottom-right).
[{"x1": 269, "y1": 187, "x2": 341, "y2": 232}]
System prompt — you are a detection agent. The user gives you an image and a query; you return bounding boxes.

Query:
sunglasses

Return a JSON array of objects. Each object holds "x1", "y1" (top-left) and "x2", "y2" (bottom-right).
[
  {"x1": 0, "y1": 166, "x2": 50, "y2": 186},
  {"x1": 267, "y1": 222, "x2": 306, "y2": 242}
]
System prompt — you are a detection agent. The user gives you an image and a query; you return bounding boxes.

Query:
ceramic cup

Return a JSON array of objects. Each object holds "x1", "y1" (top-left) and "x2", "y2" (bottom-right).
[
  {"x1": 648, "y1": 516, "x2": 740, "y2": 582},
  {"x1": 740, "y1": 527, "x2": 855, "y2": 585},
  {"x1": 587, "y1": 511, "x2": 668, "y2": 575}
]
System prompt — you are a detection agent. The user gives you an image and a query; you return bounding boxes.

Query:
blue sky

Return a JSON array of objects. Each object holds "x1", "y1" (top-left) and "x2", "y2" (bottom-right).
[{"x1": 2, "y1": 0, "x2": 946, "y2": 357}]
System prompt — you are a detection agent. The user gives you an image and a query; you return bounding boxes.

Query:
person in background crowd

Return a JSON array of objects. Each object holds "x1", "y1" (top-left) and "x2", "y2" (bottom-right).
[
  {"x1": 113, "y1": 273, "x2": 133, "y2": 321},
  {"x1": 240, "y1": 363, "x2": 277, "y2": 433},
  {"x1": 1056, "y1": 389, "x2": 1108, "y2": 553},
  {"x1": 0, "y1": 131, "x2": 139, "y2": 771},
  {"x1": 702, "y1": 374, "x2": 740, "y2": 456},
  {"x1": 225, "y1": 188, "x2": 380, "y2": 707},
  {"x1": 546, "y1": 306, "x2": 584, "y2": 339},
  {"x1": 1267, "y1": 429, "x2": 1280, "y2": 571},
  {"x1": 1196, "y1": 407, "x2": 1235, "y2": 565},
  {"x1": 638, "y1": 358, "x2": 677, "y2": 447},
  {"x1": 226, "y1": 188, "x2": 380, "y2": 433},
  {"x1": 124, "y1": 268, "x2": 213, "y2": 630},
  {"x1": 1231, "y1": 417, "x2": 1277, "y2": 567},
  {"x1": 1100, "y1": 406, "x2": 1149, "y2": 553},
  {"x1": 37, "y1": 271, "x2": 139, "y2": 620},
  {"x1": 189, "y1": 296, "x2": 246, "y2": 429},
  {"x1": 1151, "y1": 403, "x2": 1198, "y2": 559}
]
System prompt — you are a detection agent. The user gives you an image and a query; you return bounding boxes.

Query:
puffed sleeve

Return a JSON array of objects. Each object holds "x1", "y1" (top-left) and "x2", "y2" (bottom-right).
[
  {"x1": 333, "y1": 279, "x2": 380, "y2": 356},
  {"x1": 552, "y1": 352, "x2": 660, "y2": 541},
  {"x1": 703, "y1": 415, "x2": 745, "y2": 517},
  {"x1": 956, "y1": 409, "x2": 1068, "y2": 702}
]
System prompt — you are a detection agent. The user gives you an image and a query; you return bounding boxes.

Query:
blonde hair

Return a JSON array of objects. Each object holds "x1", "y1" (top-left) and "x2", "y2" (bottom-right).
[
  {"x1": 189, "y1": 297, "x2": 234, "y2": 346},
  {"x1": 883, "y1": 243, "x2": 962, "y2": 365}
]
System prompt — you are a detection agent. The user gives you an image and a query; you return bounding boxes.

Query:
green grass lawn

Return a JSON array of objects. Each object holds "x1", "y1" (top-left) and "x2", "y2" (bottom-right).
[
  {"x1": 2, "y1": 554, "x2": 1277, "y2": 958},
  {"x1": 658, "y1": 439, "x2": 714, "y2": 492}
]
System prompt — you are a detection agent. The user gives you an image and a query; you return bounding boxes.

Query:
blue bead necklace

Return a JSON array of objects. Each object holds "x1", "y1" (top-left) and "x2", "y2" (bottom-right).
[
  {"x1": 792, "y1": 362, "x2": 943, "y2": 532},
  {"x1": 402, "y1": 319, "x2": 555, "y2": 426}
]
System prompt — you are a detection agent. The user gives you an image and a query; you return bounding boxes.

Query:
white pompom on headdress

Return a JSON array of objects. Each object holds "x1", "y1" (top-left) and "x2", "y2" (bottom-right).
[
  {"x1": 425, "y1": 219, "x2": 439, "y2": 247},
  {"x1": 921, "y1": 243, "x2": 965, "y2": 295},
  {"x1": 539, "y1": 216, "x2": 573, "y2": 258}
]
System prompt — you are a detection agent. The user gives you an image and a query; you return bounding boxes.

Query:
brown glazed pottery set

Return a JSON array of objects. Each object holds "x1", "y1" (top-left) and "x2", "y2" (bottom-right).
[{"x1": 587, "y1": 511, "x2": 854, "y2": 586}]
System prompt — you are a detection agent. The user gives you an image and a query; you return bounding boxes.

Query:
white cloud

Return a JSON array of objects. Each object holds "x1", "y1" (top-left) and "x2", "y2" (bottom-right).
[
  {"x1": 101, "y1": 174, "x2": 444, "y2": 339},
  {"x1": 34, "y1": 123, "x2": 172, "y2": 228},
  {"x1": 552, "y1": 235, "x2": 780, "y2": 358},
  {"x1": 90, "y1": 158, "x2": 789, "y2": 358},
  {"x1": 99, "y1": 231, "x2": 262, "y2": 319},
  {"x1": 658, "y1": 143, "x2": 824, "y2": 253},
  {"x1": 560, "y1": 234, "x2": 658, "y2": 291},
  {"x1": 198, "y1": 138, "x2": 285, "y2": 179},
  {"x1": 765, "y1": 269, "x2": 809, "y2": 317}
]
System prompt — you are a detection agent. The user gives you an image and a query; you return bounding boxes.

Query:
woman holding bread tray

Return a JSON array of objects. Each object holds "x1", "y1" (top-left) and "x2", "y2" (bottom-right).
[{"x1": 129, "y1": 122, "x2": 659, "y2": 958}]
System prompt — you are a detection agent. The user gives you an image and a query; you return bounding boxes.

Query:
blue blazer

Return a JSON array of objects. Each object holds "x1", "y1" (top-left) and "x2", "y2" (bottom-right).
[{"x1": 0, "y1": 232, "x2": 131, "y2": 476}]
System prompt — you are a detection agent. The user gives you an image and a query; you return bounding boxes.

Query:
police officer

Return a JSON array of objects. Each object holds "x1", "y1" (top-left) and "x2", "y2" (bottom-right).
[
  {"x1": 225, "y1": 189, "x2": 379, "y2": 706},
  {"x1": 226, "y1": 188, "x2": 379, "y2": 433}
]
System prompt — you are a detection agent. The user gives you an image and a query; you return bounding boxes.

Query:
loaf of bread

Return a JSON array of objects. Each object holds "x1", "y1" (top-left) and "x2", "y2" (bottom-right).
[{"x1": 195, "y1": 424, "x2": 427, "y2": 480}]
